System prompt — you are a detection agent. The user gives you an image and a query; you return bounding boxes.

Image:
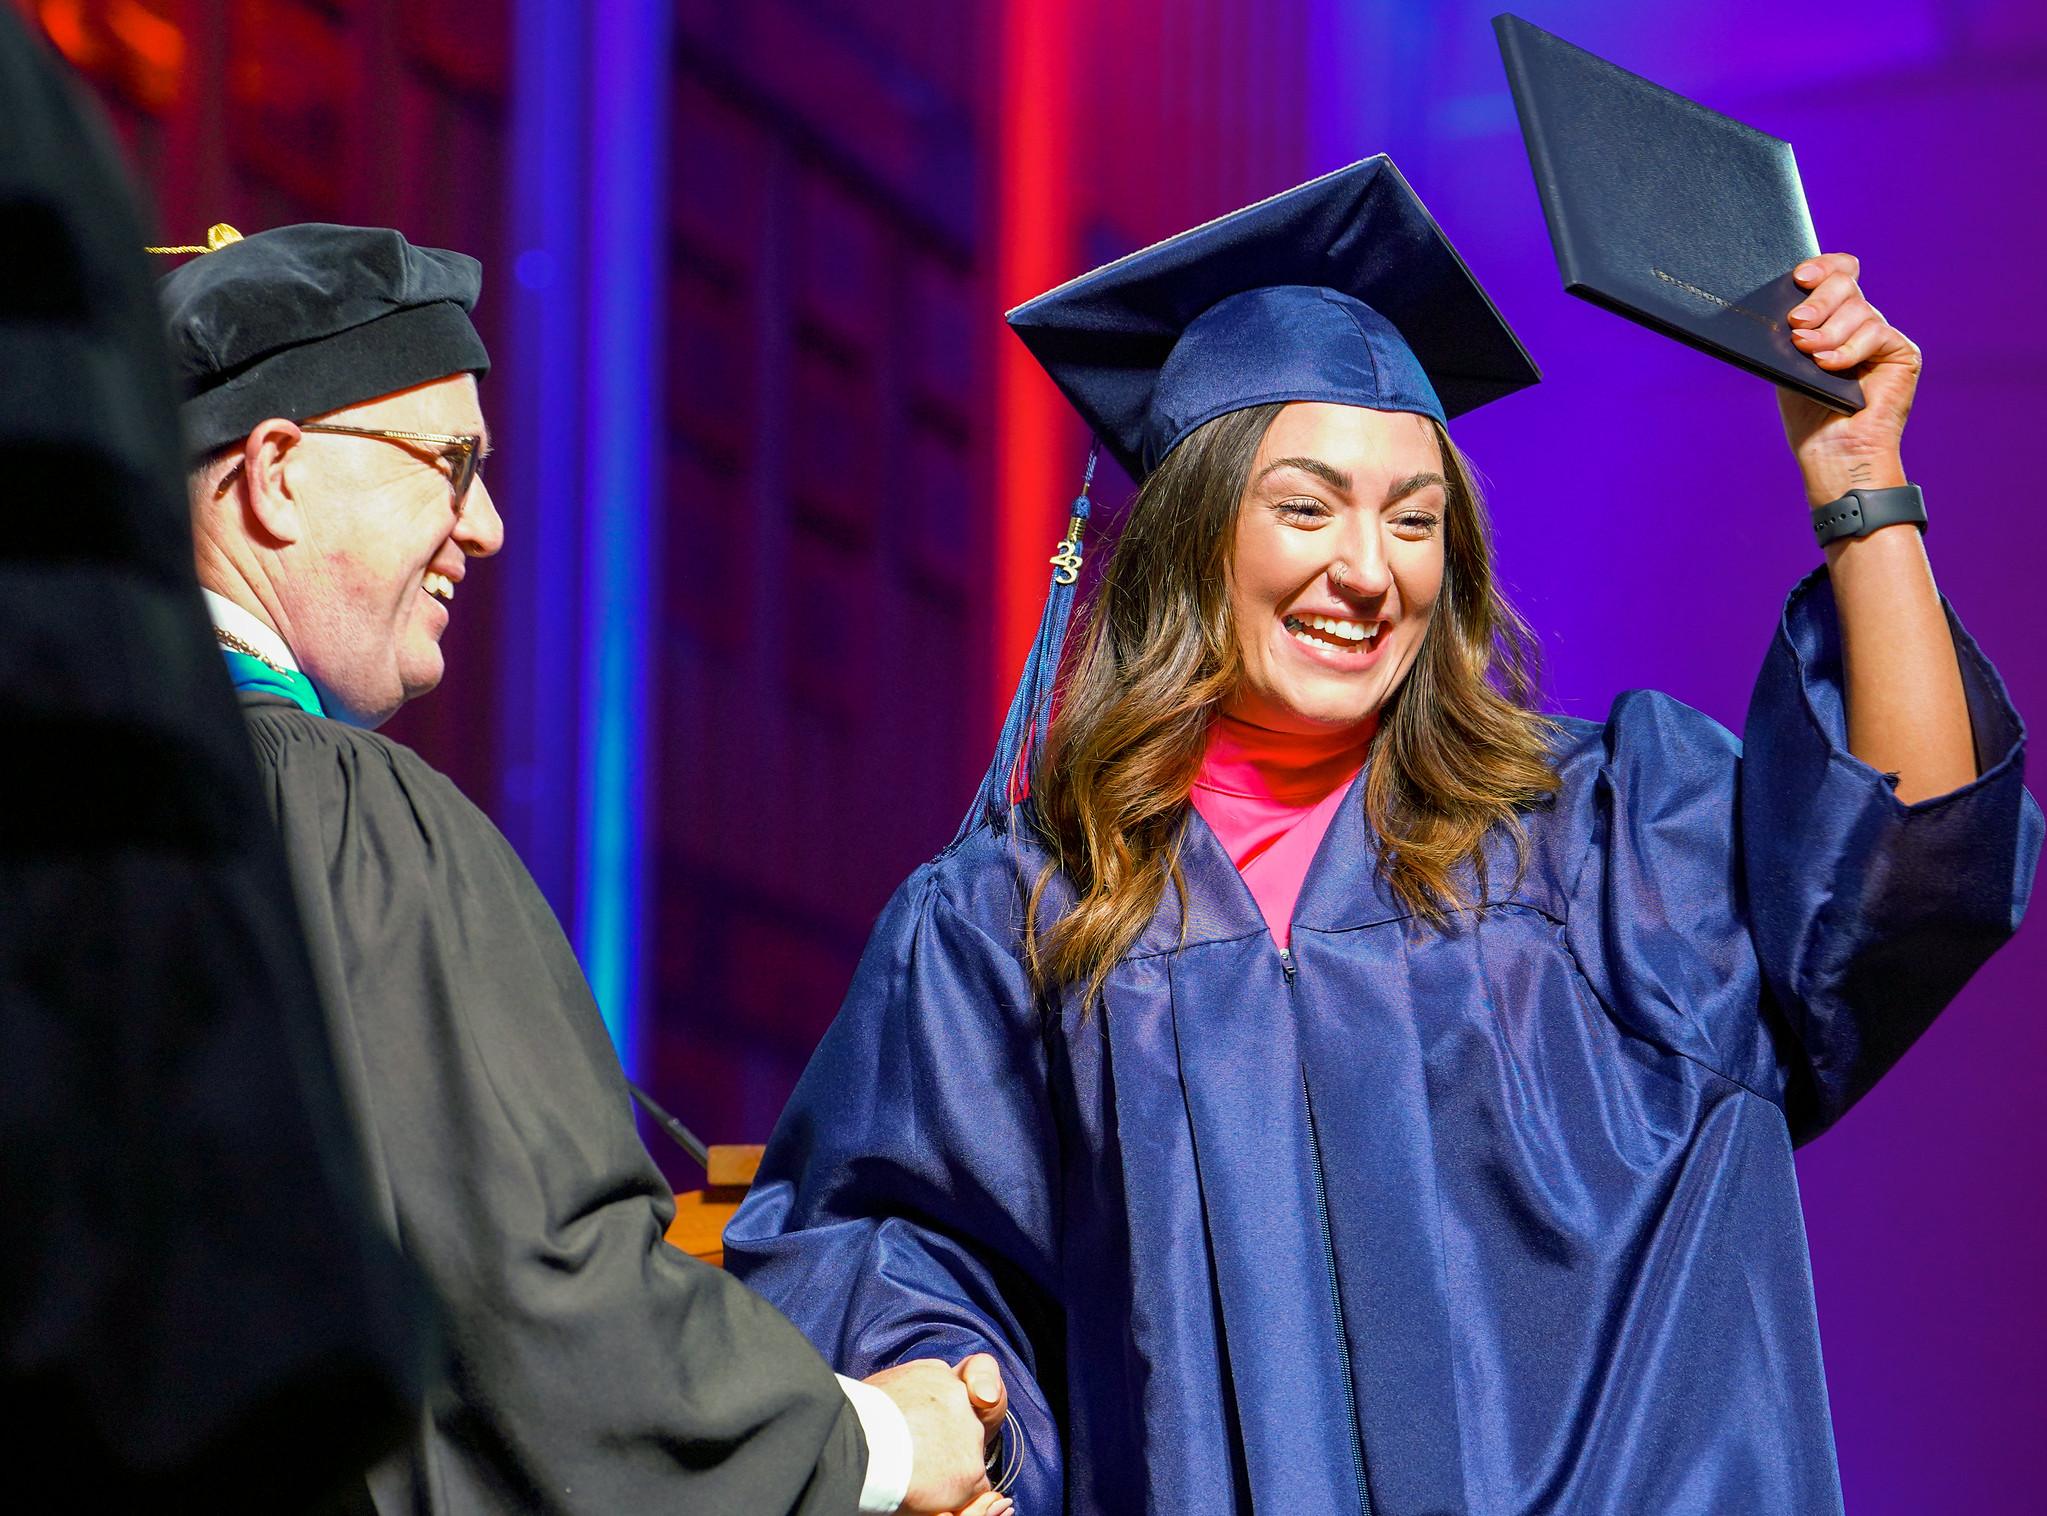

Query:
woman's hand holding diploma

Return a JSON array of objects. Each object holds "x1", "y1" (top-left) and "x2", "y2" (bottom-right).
[{"x1": 1780, "y1": 252, "x2": 1976, "y2": 803}]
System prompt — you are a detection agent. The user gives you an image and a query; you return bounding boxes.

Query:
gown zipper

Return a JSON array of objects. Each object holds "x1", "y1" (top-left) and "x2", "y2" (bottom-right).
[{"x1": 1292, "y1": 947, "x2": 1372, "y2": 1516}]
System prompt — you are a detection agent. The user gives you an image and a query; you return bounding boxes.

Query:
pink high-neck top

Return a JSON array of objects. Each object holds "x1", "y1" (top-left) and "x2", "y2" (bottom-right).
[{"x1": 1188, "y1": 714, "x2": 1372, "y2": 948}]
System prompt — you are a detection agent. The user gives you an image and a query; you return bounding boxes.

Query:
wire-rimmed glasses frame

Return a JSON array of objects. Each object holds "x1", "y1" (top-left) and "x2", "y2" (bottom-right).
[
  {"x1": 300, "y1": 422, "x2": 488, "y2": 511},
  {"x1": 215, "y1": 422, "x2": 488, "y2": 513}
]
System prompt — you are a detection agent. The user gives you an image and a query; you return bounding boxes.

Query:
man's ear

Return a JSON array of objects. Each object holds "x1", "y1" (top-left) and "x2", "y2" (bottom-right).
[{"x1": 239, "y1": 418, "x2": 306, "y2": 547}]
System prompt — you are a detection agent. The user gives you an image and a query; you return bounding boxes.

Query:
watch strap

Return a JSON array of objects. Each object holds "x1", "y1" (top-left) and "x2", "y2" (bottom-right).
[{"x1": 1811, "y1": 483, "x2": 1926, "y2": 546}]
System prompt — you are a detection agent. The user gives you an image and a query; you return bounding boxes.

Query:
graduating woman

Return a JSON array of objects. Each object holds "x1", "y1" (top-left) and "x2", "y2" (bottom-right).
[{"x1": 726, "y1": 160, "x2": 2040, "y2": 1516}]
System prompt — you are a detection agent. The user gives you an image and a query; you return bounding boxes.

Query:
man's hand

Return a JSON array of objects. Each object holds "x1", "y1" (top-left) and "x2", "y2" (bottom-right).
[
  {"x1": 863, "y1": 1357, "x2": 1012, "y2": 1516},
  {"x1": 1778, "y1": 251, "x2": 1920, "y2": 506},
  {"x1": 956, "y1": 1352, "x2": 1008, "y2": 1447}
]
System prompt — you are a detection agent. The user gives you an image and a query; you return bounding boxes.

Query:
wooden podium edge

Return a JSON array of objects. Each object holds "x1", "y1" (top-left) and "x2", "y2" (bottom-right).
[{"x1": 661, "y1": 1145, "x2": 765, "y2": 1268}]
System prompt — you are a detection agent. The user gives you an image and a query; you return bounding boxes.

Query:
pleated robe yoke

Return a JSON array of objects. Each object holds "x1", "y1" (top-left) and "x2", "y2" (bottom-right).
[
  {"x1": 1124, "y1": 834, "x2": 1359, "y2": 1512},
  {"x1": 1288, "y1": 786, "x2": 1476, "y2": 1516},
  {"x1": 1103, "y1": 776, "x2": 1465, "y2": 1516}
]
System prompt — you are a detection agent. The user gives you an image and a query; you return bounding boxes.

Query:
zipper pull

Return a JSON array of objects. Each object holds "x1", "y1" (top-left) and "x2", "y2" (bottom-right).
[{"x1": 1278, "y1": 946, "x2": 1296, "y2": 984}]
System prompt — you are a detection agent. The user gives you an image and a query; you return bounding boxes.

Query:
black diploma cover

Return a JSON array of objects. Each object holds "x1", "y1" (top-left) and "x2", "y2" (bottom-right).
[{"x1": 1494, "y1": 13, "x2": 1863, "y2": 413}]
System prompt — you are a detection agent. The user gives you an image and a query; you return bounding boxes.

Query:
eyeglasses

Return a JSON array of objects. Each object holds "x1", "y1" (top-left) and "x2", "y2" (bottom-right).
[
  {"x1": 301, "y1": 423, "x2": 489, "y2": 510},
  {"x1": 216, "y1": 423, "x2": 489, "y2": 512}
]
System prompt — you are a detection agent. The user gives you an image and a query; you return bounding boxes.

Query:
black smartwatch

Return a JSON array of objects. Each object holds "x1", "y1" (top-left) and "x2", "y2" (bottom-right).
[{"x1": 1810, "y1": 484, "x2": 1926, "y2": 548}]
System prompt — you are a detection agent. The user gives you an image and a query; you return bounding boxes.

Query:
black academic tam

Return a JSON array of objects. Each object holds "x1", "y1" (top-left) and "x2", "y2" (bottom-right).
[{"x1": 158, "y1": 222, "x2": 490, "y2": 459}]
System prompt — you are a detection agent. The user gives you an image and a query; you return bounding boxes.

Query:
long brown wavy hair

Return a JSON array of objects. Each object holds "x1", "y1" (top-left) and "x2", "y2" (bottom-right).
[{"x1": 1024, "y1": 402, "x2": 1557, "y2": 1006}]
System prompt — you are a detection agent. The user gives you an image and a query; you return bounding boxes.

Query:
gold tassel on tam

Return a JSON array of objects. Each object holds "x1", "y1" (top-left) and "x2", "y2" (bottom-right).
[{"x1": 144, "y1": 222, "x2": 242, "y2": 255}]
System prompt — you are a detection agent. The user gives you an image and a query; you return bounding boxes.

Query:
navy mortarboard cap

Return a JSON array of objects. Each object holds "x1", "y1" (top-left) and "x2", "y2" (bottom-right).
[
  {"x1": 1006, "y1": 156, "x2": 1540, "y2": 483},
  {"x1": 157, "y1": 223, "x2": 489, "y2": 460}
]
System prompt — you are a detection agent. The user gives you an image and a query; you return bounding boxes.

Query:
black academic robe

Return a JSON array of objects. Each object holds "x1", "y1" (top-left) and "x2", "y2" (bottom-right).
[{"x1": 238, "y1": 693, "x2": 867, "y2": 1515}]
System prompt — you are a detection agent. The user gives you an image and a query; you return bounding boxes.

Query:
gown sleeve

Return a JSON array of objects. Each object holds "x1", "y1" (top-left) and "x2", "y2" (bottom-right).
[
  {"x1": 241, "y1": 700, "x2": 868, "y2": 1516},
  {"x1": 1568, "y1": 571, "x2": 2039, "y2": 1145},
  {"x1": 725, "y1": 857, "x2": 1068, "y2": 1515},
  {"x1": 1741, "y1": 568, "x2": 2040, "y2": 1138}
]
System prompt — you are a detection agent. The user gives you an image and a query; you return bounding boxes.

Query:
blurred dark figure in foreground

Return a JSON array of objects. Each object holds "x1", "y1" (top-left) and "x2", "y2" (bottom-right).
[{"x1": 0, "y1": 11, "x2": 428, "y2": 1510}]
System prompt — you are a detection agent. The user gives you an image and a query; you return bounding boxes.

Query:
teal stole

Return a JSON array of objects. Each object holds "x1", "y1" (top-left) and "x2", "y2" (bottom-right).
[{"x1": 220, "y1": 647, "x2": 325, "y2": 716}]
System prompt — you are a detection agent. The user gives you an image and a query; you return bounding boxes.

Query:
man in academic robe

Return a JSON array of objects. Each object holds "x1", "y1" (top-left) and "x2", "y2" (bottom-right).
[
  {"x1": 161, "y1": 223, "x2": 1008, "y2": 1516},
  {"x1": 2, "y1": 17, "x2": 426, "y2": 1511}
]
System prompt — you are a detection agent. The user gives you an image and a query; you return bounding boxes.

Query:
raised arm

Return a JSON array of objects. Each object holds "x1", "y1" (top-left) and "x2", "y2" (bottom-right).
[{"x1": 1781, "y1": 252, "x2": 1975, "y2": 802}]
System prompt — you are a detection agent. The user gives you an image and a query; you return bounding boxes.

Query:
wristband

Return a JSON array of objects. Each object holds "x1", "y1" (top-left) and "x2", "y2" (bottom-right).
[{"x1": 1810, "y1": 483, "x2": 1926, "y2": 547}]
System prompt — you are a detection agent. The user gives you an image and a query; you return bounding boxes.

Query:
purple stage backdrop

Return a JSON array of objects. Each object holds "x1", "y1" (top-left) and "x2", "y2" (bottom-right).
[
  {"x1": 1309, "y1": 3, "x2": 2046, "y2": 1511},
  {"x1": 42, "y1": 0, "x2": 2041, "y2": 1507}
]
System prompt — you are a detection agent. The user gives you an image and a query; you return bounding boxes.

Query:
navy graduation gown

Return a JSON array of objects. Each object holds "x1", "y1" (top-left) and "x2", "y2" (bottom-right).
[{"x1": 726, "y1": 572, "x2": 2040, "y2": 1516}]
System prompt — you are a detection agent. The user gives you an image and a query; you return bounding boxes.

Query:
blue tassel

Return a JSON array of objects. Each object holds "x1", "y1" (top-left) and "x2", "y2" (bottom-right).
[{"x1": 954, "y1": 440, "x2": 1102, "y2": 844}]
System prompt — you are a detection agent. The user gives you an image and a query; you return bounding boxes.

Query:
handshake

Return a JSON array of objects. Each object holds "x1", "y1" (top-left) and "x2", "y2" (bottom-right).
[{"x1": 864, "y1": 1354, "x2": 1014, "y2": 1516}]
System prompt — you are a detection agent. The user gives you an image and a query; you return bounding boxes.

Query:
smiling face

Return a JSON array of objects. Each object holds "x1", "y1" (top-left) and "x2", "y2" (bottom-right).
[
  {"x1": 265, "y1": 374, "x2": 502, "y2": 726},
  {"x1": 1224, "y1": 401, "x2": 1447, "y2": 736}
]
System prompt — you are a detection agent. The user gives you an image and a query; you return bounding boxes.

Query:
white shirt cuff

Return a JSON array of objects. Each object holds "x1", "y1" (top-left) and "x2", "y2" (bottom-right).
[{"x1": 837, "y1": 1374, "x2": 913, "y2": 1513}]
